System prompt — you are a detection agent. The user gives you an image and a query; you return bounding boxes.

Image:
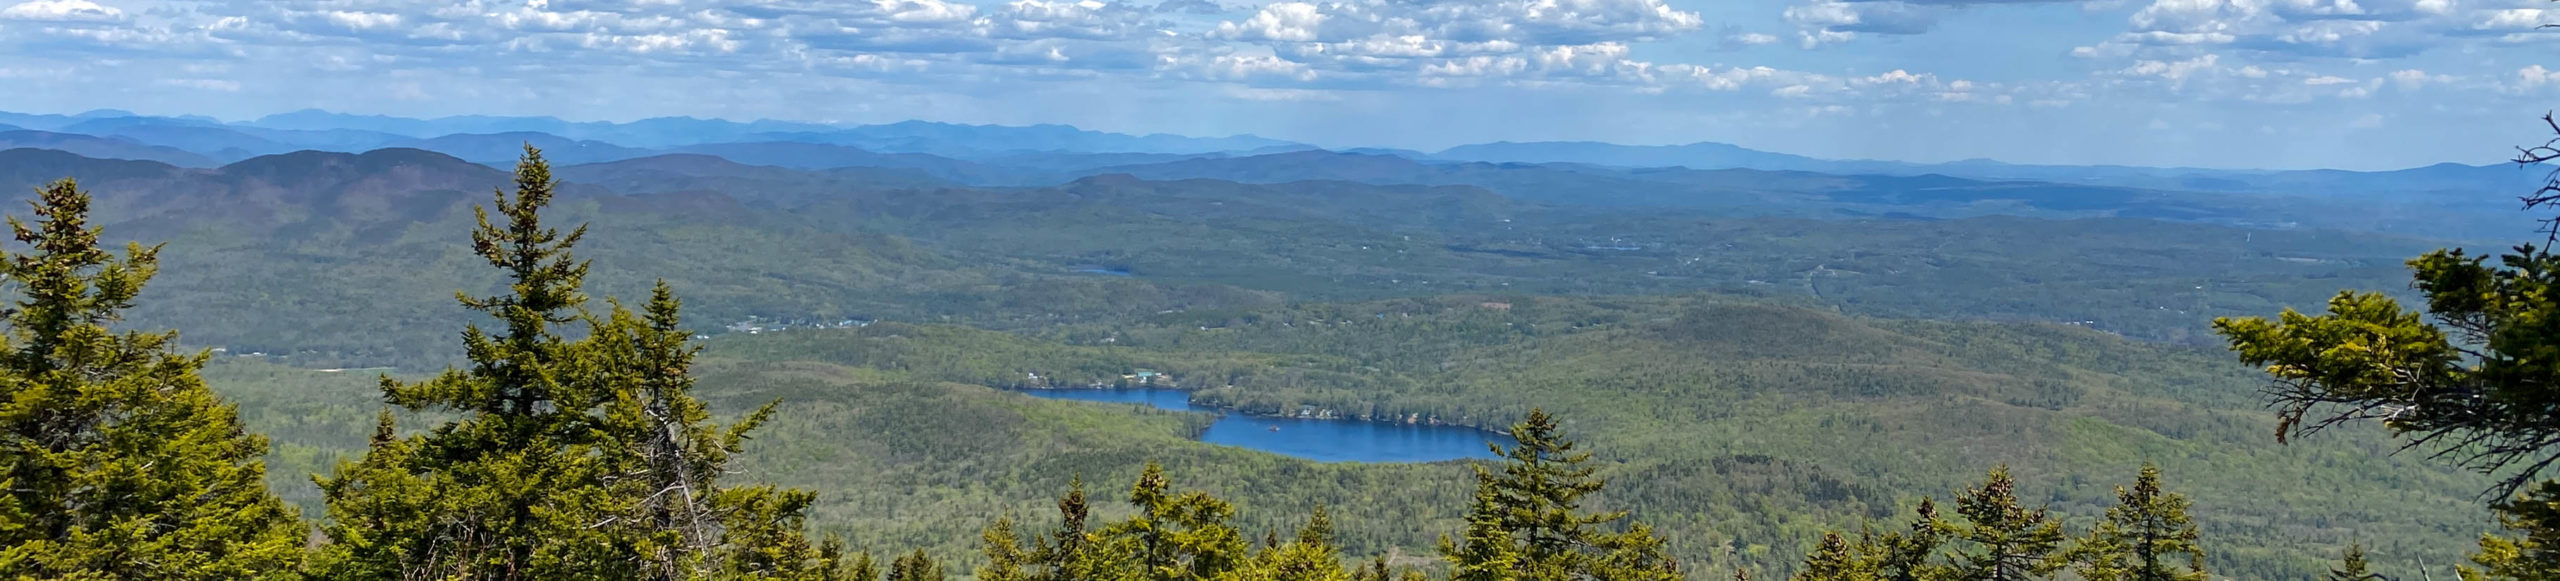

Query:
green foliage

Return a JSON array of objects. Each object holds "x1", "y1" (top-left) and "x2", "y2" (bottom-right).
[
  {"x1": 1109, "y1": 462, "x2": 1254, "y2": 580},
  {"x1": 309, "y1": 146, "x2": 841, "y2": 580},
  {"x1": 2070, "y1": 463, "x2": 2205, "y2": 581},
  {"x1": 985, "y1": 466, "x2": 1359, "y2": 581},
  {"x1": 0, "y1": 178, "x2": 304, "y2": 580},
  {"x1": 1792, "y1": 534, "x2": 1875, "y2": 581},
  {"x1": 1807, "y1": 501, "x2": 1946, "y2": 581},
  {"x1": 28, "y1": 144, "x2": 2441, "y2": 368},
  {"x1": 201, "y1": 288, "x2": 2496, "y2": 578},
  {"x1": 1443, "y1": 409, "x2": 1680, "y2": 581},
  {"x1": 1209, "y1": 508, "x2": 1355, "y2": 581},
  {"x1": 2214, "y1": 241, "x2": 2560, "y2": 494},
  {"x1": 1443, "y1": 483, "x2": 1524, "y2": 581},
  {"x1": 2328, "y1": 543, "x2": 2369, "y2": 581},
  {"x1": 980, "y1": 517, "x2": 1031, "y2": 581},
  {"x1": 2214, "y1": 121, "x2": 2560, "y2": 579},
  {"x1": 1794, "y1": 466, "x2": 2212, "y2": 581},
  {"x1": 887, "y1": 549, "x2": 944, "y2": 581},
  {"x1": 2464, "y1": 482, "x2": 2560, "y2": 581}
]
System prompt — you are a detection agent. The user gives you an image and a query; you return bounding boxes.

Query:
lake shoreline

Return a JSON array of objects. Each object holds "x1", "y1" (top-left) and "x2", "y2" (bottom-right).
[
  {"x1": 1008, "y1": 384, "x2": 1507, "y2": 432},
  {"x1": 1008, "y1": 386, "x2": 1518, "y2": 463}
]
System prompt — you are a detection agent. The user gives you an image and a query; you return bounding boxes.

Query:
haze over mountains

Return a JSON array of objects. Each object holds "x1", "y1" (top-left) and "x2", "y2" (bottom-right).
[{"x1": 3, "y1": 109, "x2": 2544, "y2": 205}]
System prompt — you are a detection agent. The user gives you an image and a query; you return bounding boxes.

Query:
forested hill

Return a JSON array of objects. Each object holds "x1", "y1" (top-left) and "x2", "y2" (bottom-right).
[
  {"x1": 4, "y1": 142, "x2": 2519, "y2": 578},
  {"x1": 210, "y1": 293, "x2": 2494, "y2": 579},
  {"x1": 1, "y1": 147, "x2": 2448, "y2": 367},
  {"x1": 0, "y1": 129, "x2": 2529, "y2": 581}
]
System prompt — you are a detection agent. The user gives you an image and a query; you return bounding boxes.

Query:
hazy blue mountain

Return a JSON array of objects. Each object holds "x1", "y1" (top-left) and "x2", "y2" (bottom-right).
[
  {"x1": 1339, "y1": 147, "x2": 1434, "y2": 158},
  {"x1": 0, "y1": 130, "x2": 220, "y2": 167},
  {"x1": 554, "y1": 154, "x2": 953, "y2": 205},
  {"x1": 751, "y1": 120, "x2": 1304, "y2": 157},
  {"x1": 1092, "y1": 150, "x2": 1455, "y2": 183},
  {"x1": 565, "y1": 116, "x2": 844, "y2": 147},
  {"x1": 0, "y1": 148, "x2": 197, "y2": 198},
  {"x1": 1431, "y1": 140, "x2": 2548, "y2": 201},
  {"x1": 0, "y1": 113, "x2": 72, "y2": 131},
  {"x1": 61, "y1": 119, "x2": 287, "y2": 163},
  {"x1": 235, "y1": 109, "x2": 1300, "y2": 154},
  {"x1": 393, "y1": 132, "x2": 657, "y2": 165},
  {"x1": 0, "y1": 110, "x2": 171, "y2": 132},
  {"x1": 664, "y1": 141, "x2": 1025, "y2": 183},
  {"x1": 245, "y1": 109, "x2": 441, "y2": 136},
  {"x1": 967, "y1": 150, "x2": 1210, "y2": 174},
  {"x1": 16, "y1": 108, "x2": 2543, "y2": 208},
  {"x1": 243, "y1": 109, "x2": 841, "y2": 146},
  {"x1": 1433, "y1": 141, "x2": 1885, "y2": 172}
]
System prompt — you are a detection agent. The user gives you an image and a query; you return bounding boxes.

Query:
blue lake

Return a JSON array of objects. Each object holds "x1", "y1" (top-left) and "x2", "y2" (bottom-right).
[{"x1": 1019, "y1": 389, "x2": 1514, "y2": 463}]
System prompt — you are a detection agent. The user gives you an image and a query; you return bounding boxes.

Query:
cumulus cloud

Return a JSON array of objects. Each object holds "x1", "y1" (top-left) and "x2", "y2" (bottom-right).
[
  {"x1": 1785, "y1": 0, "x2": 1941, "y2": 46},
  {"x1": 0, "y1": 0, "x2": 120, "y2": 22},
  {"x1": 2079, "y1": 0, "x2": 2552, "y2": 60},
  {"x1": 1215, "y1": 2, "x2": 1324, "y2": 41},
  {"x1": 1727, "y1": 31, "x2": 1780, "y2": 46},
  {"x1": 0, "y1": 0, "x2": 2121, "y2": 125},
  {"x1": 1215, "y1": 0, "x2": 1704, "y2": 46},
  {"x1": 2517, "y1": 64, "x2": 2560, "y2": 92},
  {"x1": 1187, "y1": 0, "x2": 1725, "y2": 90},
  {"x1": 2122, "y1": 53, "x2": 2221, "y2": 84}
]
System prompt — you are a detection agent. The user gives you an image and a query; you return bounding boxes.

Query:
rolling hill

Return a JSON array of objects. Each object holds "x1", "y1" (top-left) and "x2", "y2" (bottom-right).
[{"x1": 204, "y1": 293, "x2": 2496, "y2": 580}]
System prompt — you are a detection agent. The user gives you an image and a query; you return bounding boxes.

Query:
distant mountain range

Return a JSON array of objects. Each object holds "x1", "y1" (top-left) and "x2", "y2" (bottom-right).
[{"x1": 0, "y1": 108, "x2": 2548, "y2": 228}]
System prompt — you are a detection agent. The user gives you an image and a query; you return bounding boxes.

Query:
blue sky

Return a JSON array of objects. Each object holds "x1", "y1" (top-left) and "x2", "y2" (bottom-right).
[{"x1": 0, "y1": 0, "x2": 2554, "y2": 169}]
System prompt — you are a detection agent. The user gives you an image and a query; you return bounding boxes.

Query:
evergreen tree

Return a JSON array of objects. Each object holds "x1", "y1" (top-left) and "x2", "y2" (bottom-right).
[
  {"x1": 1442, "y1": 483, "x2": 1523, "y2": 581},
  {"x1": 1216, "y1": 508, "x2": 1351, "y2": 581},
  {"x1": 1790, "y1": 501, "x2": 1945, "y2": 581},
  {"x1": 2329, "y1": 543, "x2": 2370, "y2": 581},
  {"x1": 1355, "y1": 556, "x2": 1393, "y2": 581},
  {"x1": 888, "y1": 550, "x2": 944, "y2": 581},
  {"x1": 1103, "y1": 462, "x2": 1250, "y2": 581},
  {"x1": 1873, "y1": 500, "x2": 1948, "y2": 581},
  {"x1": 848, "y1": 551, "x2": 880, "y2": 581},
  {"x1": 1442, "y1": 408, "x2": 1680, "y2": 581},
  {"x1": 312, "y1": 143, "x2": 616, "y2": 580},
  {"x1": 0, "y1": 177, "x2": 305, "y2": 579},
  {"x1": 2071, "y1": 464, "x2": 2205, "y2": 581},
  {"x1": 1942, "y1": 467, "x2": 2066, "y2": 581},
  {"x1": 2465, "y1": 482, "x2": 2560, "y2": 581},
  {"x1": 312, "y1": 145, "x2": 840, "y2": 580},
  {"x1": 983, "y1": 517, "x2": 1031, "y2": 581},
  {"x1": 595, "y1": 283, "x2": 842, "y2": 580},
  {"x1": 1792, "y1": 533, "x2": 1877, "y2": 581},
  {"x1": 1023, "y1": 476, "x2": 1145, "y2": 581},
  {"x1": 2215, "y1": 112, "x2": 2560, "y2": 577}
]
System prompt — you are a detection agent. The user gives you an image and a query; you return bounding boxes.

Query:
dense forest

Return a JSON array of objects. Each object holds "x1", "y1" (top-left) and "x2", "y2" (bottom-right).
[
  {"x1": 6, "y1": 127, "x2": 2560, "y2": 580},
  {"x1": 0, "y1": 143, "x2": 2451, "y2": 371}
]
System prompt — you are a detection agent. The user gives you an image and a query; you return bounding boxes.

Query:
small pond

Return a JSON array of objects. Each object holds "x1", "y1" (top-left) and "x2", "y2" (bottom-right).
[{"x1": 1020, "y1": 389, "x2": 1515, "y2": 463}]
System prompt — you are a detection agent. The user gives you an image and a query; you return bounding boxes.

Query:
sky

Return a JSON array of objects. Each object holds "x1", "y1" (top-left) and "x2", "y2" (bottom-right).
[{"x1": 0, "y1": 0, "x2": 2555, "y2": 169}]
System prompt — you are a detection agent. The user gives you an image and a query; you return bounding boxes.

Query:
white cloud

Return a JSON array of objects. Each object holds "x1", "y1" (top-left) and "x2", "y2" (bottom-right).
[
  {"x1": 2517, "y1": 64, "x2": 2560, "y2": 92},
  {"x1": 0, "y1": 0, "x2": 119, "y2": 22},
  {"x1": 2088, "y1": 0, "x2": 2555, "y2": 60},
  {"x1": 158, "y1": 78, "x2": 240, "y2": 91},
  {"x1": 2123, "y1": 53, "x2": 2220, "y2": 84},
  {"x1": 1216, "y1": 2, "x2": 1324, "y2": 41},
  {"x1": 1785, "y1": 0, "x2": 1939, "y2": 45}
]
